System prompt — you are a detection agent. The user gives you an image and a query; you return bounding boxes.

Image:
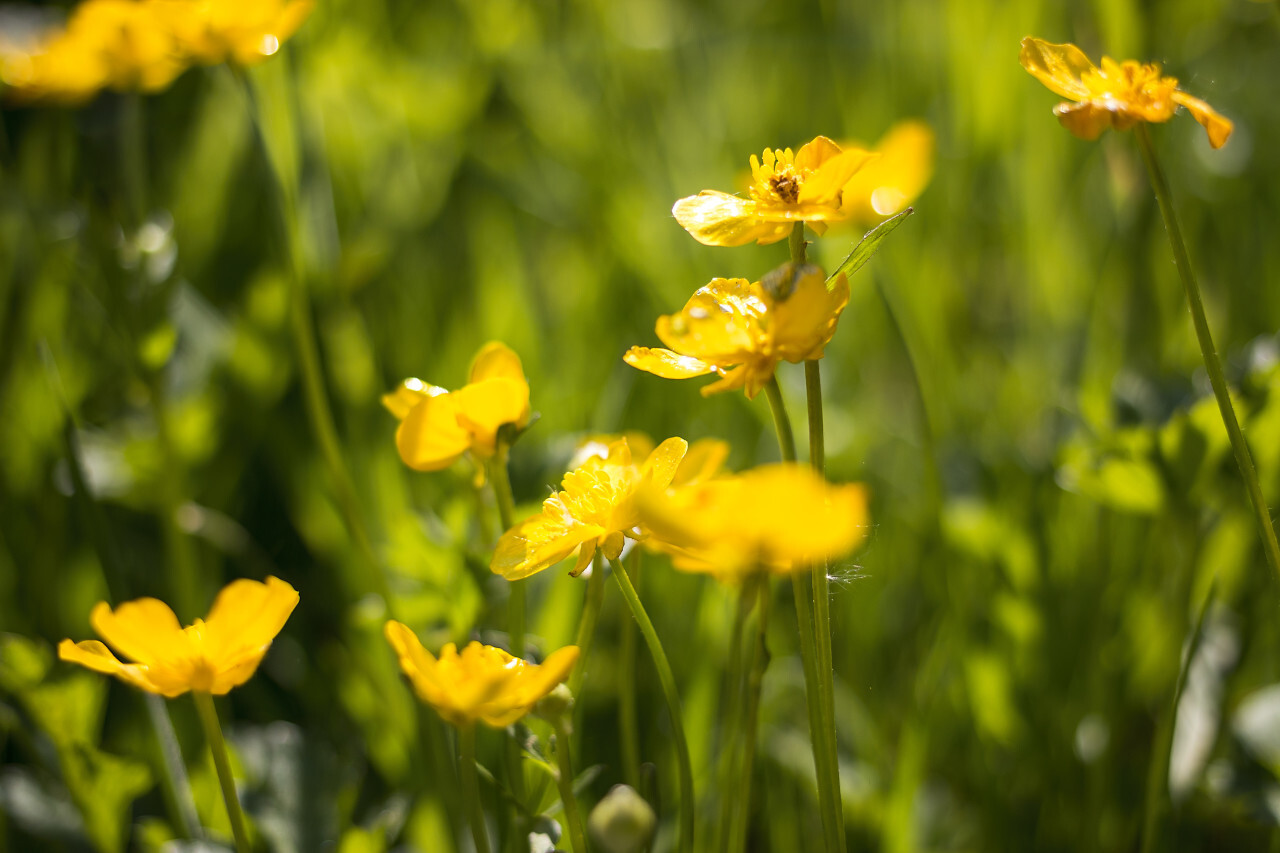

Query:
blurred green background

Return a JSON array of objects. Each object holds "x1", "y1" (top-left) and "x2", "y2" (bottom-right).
[{"x1": 4, "y1": 0, "x2": 1280, "y2": 850}]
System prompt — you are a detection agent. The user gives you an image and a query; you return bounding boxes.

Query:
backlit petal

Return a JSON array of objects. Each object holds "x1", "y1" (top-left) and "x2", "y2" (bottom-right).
[
  {"x1": 672, "y1": 191, "x2": 793, "y2": 247},
  {"x1": 793, "y1": 135, "x2": 844, "y2": 172},
  {"x1": 451, "y1": 377, "x2": 531, "y2": 455},
  {"x1": 1171, "y1": 90, "x2": 1233, "y2": 149},
  {"x1": 395, "y1": 393, "x2": 471, "y2": 471},
  {"x1": 492, "y1": 510, "x2": 601, "y2": 580},
  {"x1": 642, "y1": 437, "x2": 689, "y2": 490},
  {"x1": 623, "y1": 347, "x2": 718, "y2": 379},
  {"x1": 655, "y1": 278, "x2": 762, "y2": 362},
  {"x1": 381, "y1": 378, "x2": 446, "y2": 420},
  {"x1": 58, "y1": 639, "x2": 164, "y2": 694},
  {"x1": 202, "y1": 576, "x2": 299, "y2": 669},
  {"x1": 1019, "y1": 37, "x2": 1095, "y2": 101},
  {"x1": 90, "y1": 598, "x2": 186, "y2": 665},
  {"x1": 771, "y1": 269, "x2": 850, "y2": 362},
  {"x1": 798, "y1": 148, "x2": 877, "y2": 206},
  {"x1": 842, "y1": 120, "x2": 936, "y2": 222},
  {"x1": 468, "y1": 341, "x2": 526, "y2": 384}
]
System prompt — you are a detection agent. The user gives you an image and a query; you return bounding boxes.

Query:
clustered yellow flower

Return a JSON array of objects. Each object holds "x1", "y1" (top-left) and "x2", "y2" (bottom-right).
[
  {"x1": 624, "y1": 264, "x2": 849, "y2": 399},
  {"x1": 384, "y1": 621, "x2": 578, "y2": 728},
  {"x1": 639, "y1": 463, "x2": 870, "y2": 579},
  {"x1": 383, "y1": 342, "x2": 531, "y2": 472},
  {"x1": 1020, "y1": 36, "x2": 1232, "y2": 149},
  {"x1": 0, "y1": 0, "x2": 313, "y2": 105},
  {"x1": 491, "y1": 436, "x2": 689, "y2": 579},
  {"x1": 58, "y1": 576, "x2": 299, "y2": 696}
]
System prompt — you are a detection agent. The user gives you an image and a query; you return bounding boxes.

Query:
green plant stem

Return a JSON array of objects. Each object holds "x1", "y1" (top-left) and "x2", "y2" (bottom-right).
[
  {"x1": 619, "y1": 549, "x2": 643, "y2": 789},
  {"x1": 145, "y1": 694, "x2": 200, "y2": 841},
  {"x1": 1134, "y1": 124, "x2": 1280, "y2": 584},
  {"x1": 728, "y1": 577, "x2": 772, "y2": 853},
  {"x1": 488, "y1": 447, "x2": 525, "y2": 658},
  {"x1": 714, "y1": 579, "x2": 756, "y2": 853},
  {"x1": 234, "y1": 69, "x2": 393, "y2": 611},
  {"x1": 610, "y1": 557, "x2": 695, "y2": 853},
  {"x1": 763, "y1": 372, "x2": 842, "y2": 853},
  {"x1": 550, "y1": 716, "x2": 589, "y2": 853},
  {"x1": 193, "y1": 692, "x2": 250, "y2": 853},
  {"x1": 459, "y1": 725, "x2": 493, "y2": 853},
  {"x1": 569, "y1": 556, "x2": 607, "y2": 702}
]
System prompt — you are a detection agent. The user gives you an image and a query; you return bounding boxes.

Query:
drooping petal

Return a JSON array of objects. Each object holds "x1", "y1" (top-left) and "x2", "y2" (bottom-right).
[
  {"x1": 57, "y1": 639, "x2": 164, "y2": 694},
  {"x1": 202, "y1": 576, "x2": 299, "y2": 669},
  {"x1": 395, "y1": 393, "x2": 471, "y2": 471},
  {"x1": 671, "y1": 191, "x2": 793, "y2": 247},
  {"x1": 798, "y1": 148, "x2": 878, "y2": 206},
  {"x1": 570, "y1": 538, "x2": 598, "y2": 577},
  {"x1": 450, "y1": 377, "x2": 531, "y2": 455},
  {"x1": 698, "y1": 364, "x2": 751, "y2": 397},
  {"x1": 842, "y1": 120, "x2": 936, "y2": 222},
  {"x1": 622, "y1": 347, "x2": 718, "y2": 379},
  {"x1": 1019, "y1": 37, "x2": 1096, "y2": 101},
  {"x1": 381, "y1": 378, "x2": 446, "y2": 420},
  {"x1": 468, "y1": 341, "x2": 527, "y2": 384},
  {"x1": 90, "y1": 598, "x2": 186, "y2": 666},
  {"x1": 1053, "y1": 100, "x2": 1114, "y2": 141},
  {"x1": 1171, "y1": 90, "x2": 1233, "y2": 149}
]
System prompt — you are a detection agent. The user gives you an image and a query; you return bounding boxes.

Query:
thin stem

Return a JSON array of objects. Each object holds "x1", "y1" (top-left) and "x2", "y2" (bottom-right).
[
  {"x1": 1134, "y1": 124, "x2": 1280, "y2": 583},
  {"x1": 764, "y1": 372, "x2": 842, "y2": 853},
  {"x1": 488, "y1": 447, "x2": 524, "y2": 658},
  {"x1": 619, "y1": 549, "x2": 643, "y2": 788},
  {"x1": 145, "y1": 695, "x2": 200, "y2": 840},
  {"x1": 568, "y1": 556, "x2": 607, "y2": 702},
  {"x1": 192, "y1": 692, "x2": 250, "y2": 853},
  {"x1": 789, "y1": 219, "x2": 807, "y2": 265},
  {"x1": 610, "y1": 557, "x2": 695, "y2": 853},
  {"x1": 714, "y1": 580, "x2": 756, "y2": 852},
  {"x1": 459, "y1": 725, "x2": 493, "y2": 853},
  {"x1": 550, "y1": 716, "x2": 589, "y2": 853},
  {"x1": 728, "y1": 577, "x2": 772, "y2": 853}
]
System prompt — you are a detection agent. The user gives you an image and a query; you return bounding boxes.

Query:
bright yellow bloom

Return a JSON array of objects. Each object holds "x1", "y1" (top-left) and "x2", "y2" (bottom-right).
[
  {"x1": 624, "y1": 264, "x2": 849, "y2": 399},
  {"x1": 1019, "y1": 37, "x2": 1232, "y2": 149},
  {"x1": 383, "y1": 342, "x2": 531, "y2": 472},
  {"x1": 151, "y1": 0, "x2": 314, "y2": 67},
  {"x1": 58, "y1": 577, "x2": 299, "y2": 697},
  {"x1": 384, "y1": 621, "x2": 578, "y2": 728},
  {"x1": 672, "y1": 136, "x2": 876, "y2": 247},
  {"x1": 571, "y1": 433, "x2": 729, "y2": 487},
  {"x1": 491, "y1": 436, "x2": 689, "y2": 579},
  {"x1": 2, "y1": 0, "x2": 184, "y2": 104},
  {"x1": 640, "y1": 464, "x2": 870, "y2": 579},
  {"x1": 840, "y1": 120, "x2": 935, "y2": 225}
]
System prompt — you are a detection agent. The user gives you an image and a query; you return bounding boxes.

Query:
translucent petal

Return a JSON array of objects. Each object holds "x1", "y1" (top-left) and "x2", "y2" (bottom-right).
[
  {"x1": 642, "y1": 437, "x2": 690, "y2": 490},
  {"x1": 90, "y1": 598, "x2": 186, "y2": 666},
  {"x1": 842, "y1": 120, "x2": 936, "y2": 223},
  {"x1": 671, "y1": 438, "x2": 730, "y2": 486},
  {"x1": 395, "y1": 393, "x2": 471, "y2": 471},
  {"x1": 623, "y1": 347, "x2": 718, "y2": 379},
  {"x1": 671, "y1": 191, "x2": 793, "y2": 247},
  {"x1": 451, "y1": 377, "x2": 530, "y2": 455},
  {"x1": 468, "y1": 341, "x2": 526, "y2": 384},
  {"x1": 793, "y1": 135, "x2": 844, "y2": 171},
  {"x1": 381, "y1": 378, "x2": 446, "y2": 420},
  {"x1": 202, "y1": 576, "x2": 299, "y2": 669},
  {"x1": 798, "y1": 148, "x2": 877, "y2": 206},
  {"x1": 654, "y1": 278, "x2": 762, "y2": 362},
  {"x1": 1019, "y1": 37, "x2": 1095, "y2": 100},
  {"x1": 491, "y1": 511, "x2": 601, "y2": 580},
  {"x1": 1172, "y1": 91, "x2": 1233, "y2": 149},
  {"x1": 771, "y1": 269, "x2": 850, "y2": 362},
  {"x1": 57, "y1": 639, "x2": 164, "y2": 694},
  {"x1": 1053, "y1": 100, "x2": 1114, "y2": 141}
]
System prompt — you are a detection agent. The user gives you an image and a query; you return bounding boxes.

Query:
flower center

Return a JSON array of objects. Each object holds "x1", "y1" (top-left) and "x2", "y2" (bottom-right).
[{"x1": 768, "y1": 171, "x2": 801, "y2": 204}]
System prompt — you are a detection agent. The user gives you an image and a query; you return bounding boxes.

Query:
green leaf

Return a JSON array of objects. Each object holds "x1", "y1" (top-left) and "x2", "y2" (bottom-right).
[{"x1": 827, "y1": 207, "x2": 915, "y2": 283}]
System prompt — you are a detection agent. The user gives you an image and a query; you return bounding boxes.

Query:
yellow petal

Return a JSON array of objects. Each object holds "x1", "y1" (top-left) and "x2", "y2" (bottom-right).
[
  {"x1": 1019, "y1": 37, "x2": 1096, "y2": 101},
  {"x1": 798, "y1": 148, "x2": 877, "y2": 206},
  {"x1": 655, "y1": 278, "x2": 762, "y2": 363},
  {"x1": 842, "y1": 120, "x2": 936, "y2": 222},
  {"x1": 491, "y1": 504, "x2": 602, "y2": 580},
  {"x1": 1053, "y1": 100, "x2": 1114, "y2": 141},
  {"x1": 58, "y1": 639, "x2": 164, "y2": 694},
  {"x1": 770, "y1": 269, "x2": 850, "y2": 363},
  {"x1": 468, "y1": 341, "x2": 526, "y2": 384},
  {"x1": 793, "y1": 135, "x2": 844, "y2": 172},
  {"x1": 90, "y1": 598, "x2": 186, "y2": 665},
  {"x1": 395, "y1": 393, "x2": 471, "y2": 471},
  {"x1": 451, "y1": 377, "x2": 531, "y2": 455},
  {"x1": 642, "y1": 437, "x2": 690, "y2": 490},
  {"x1": 202, "y1": 576, "x2": 299, "y2": 671},
  {"x1": 622, "y1": 347, "x2": 718, "y2": 379},
  {"x1": 670, "y1": 438, "x2": 730, "y2": 487},
  {"x1": 571, "y1": 538, "x2": 598, "y2": 577},
  {"x1": 601, "y1": 531, "x2": 626, "y2": 561},
  {"x1": 1171, "y1": 90, "x2": 1233, "y2": 149},
  {"x1": 382, "y1": 378, "x2": 446, "y2": 420},
  {"x1": 672, "y1": 191, "x2": 793, "y2": 247},
  {"x1": 698, "y1": 364, "x2": 751, "y2": 397},
  {"x1": 513, "y1": 645, "x2": 579, "y2": 705}
]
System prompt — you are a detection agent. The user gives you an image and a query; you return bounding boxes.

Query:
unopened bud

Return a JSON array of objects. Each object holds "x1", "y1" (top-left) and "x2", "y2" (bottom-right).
[
  {"x1": 534, "y1": 683, "x2": 574, "y2": 722},
  {"x1": 588, "y1": 784, "x2": 655, "y2": 853}
]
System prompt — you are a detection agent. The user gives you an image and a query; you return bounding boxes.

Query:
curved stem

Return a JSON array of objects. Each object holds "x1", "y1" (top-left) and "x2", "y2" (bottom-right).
[
  {"x1": 459, "y1": 725, "x2": 493, "y2": 853},
  {"x1": 192, "y1": 692, "x2": 250, "y2": 853},
  {"x1": 728, "y1": 577, "x2": 772, "y2": 853},
  {"x1": 488, "y1": 447, "x2": 524, "y2": 658},
  {"x1": 1134, "y1": 124, "x2": 1280, "y2": 584},
  {"x1": 610, "y1": 557, "x2": 695, "y2": 853},
  {"x1": 550, "y1": 716, "x2": 589, "y2": 853}
]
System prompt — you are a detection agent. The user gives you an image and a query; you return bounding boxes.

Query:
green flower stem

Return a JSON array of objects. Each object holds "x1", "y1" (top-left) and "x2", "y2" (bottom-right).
[
  {"x1": 714, "y1": 579, "x2": 756, "y2": 853},
  {"x1": 728, "y1": 576, "x2": 772, "y2": 853},
  {"x1": 145, "y1": 695, "x2": 200, "y2": 841},
  {"x1": 192, "y1": 692, "x2": 250, "y2": 853},
  {"x1": 487, "y1": 447, "x2": 525, "y2": 658},
  {"x1": 550, "y1": 715, "x2": 589, "y2": 853},
  {"x1": 764, "y1": 372, "x2": 843, "y2": 853},
  {"x1": 1134, "y1": 124, "x2": 1280, "y2": 583},
  {"x1": 569, "y1": 555, "x2": 607, "y2": 703},
  {"x1": 459, "y1": 724, "x2": 493, "y2": 853},
  {"x1": 610, "y1": 557, "x2": 695, "y2": 853},
  {"x1": 234, "y1": 69, "x2": 393, "y2": 611},
  {"x1": 619, "y1": 548, "x2": 643, "y2": 789}
]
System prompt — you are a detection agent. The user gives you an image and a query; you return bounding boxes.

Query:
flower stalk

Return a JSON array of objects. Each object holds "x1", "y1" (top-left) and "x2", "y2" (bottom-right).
[
  {"x1": 458, "y1": 724, "x2": 493, "y2": 853},
  {"x1": 609, "y1": 557, "x2": 695, "y2": 853},
  {"x1": 1133, "y1": 124, "x2": 1280, "y2": 584},
  {"x1": 193, "y1": 691, "x2": 250, "y2": 853},
  {"x1": 550, "y1": 715, "x2": 589, "y2": 853},
  {"x1": 619, "y1": 549, "x2": 643, "y2": 788},
  {"x1": 487, "y1": 446, "x2": 524, "y2": 657},
  {"x1": 728, "y1": 576, "x2": 772, "y2": 853}
]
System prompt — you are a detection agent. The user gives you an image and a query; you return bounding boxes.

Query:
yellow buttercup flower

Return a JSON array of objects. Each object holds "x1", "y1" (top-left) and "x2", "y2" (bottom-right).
[
  {"x1": 672, "y1": 136, "x2": 876, "y2": 247},
  {"x1": 840, "y1": 120, "x2": 935, "y2": 225},
  {"x1": 58, "y1": 577, "x2": 299, "y2": 697},
  {"x1": 1020, "y1": 36, "x2": 1232, "y2": 149},
  {"x1": 624, "y1": 263, "x2": 849, "y2": 399},
  {"x1": 571, "y1": 433, "x2": 729, "y2": 487},
  {"x1": 151, "y1": 0, "x2": 314, "y2": 67},
  {"x1": 383, "y1": 342, "x2": 531, "y2": 472},
  {"x1": 384, "y1": 621, "x2": 578, "y2": 728},
  {"x1": 491, "y1": 436, "x2": 689, "y2": 579},
  {"x1": 640, "y1": 464, "x2": 870, "y2": 579}
]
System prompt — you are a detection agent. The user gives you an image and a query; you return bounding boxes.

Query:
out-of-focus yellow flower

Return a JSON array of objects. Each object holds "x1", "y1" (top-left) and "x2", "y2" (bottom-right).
[
  {"x1": 672, "y1": 136, "x2": 876, "y2": 247},
  {"x1": 640, "y1": 464, "x2": 870, "y2": 579},
  {"x1": 383, "y1": 342, "x2": 531, "y2": 472},
  {"x1": 840, "y1": 120, "x2": 935, "y2": 224},
  {"x1": 151, "y1": 0, "x2": 314, "y2": 67},
  {"x1": 1020, "y1": 36, "x2": 1232, "y2": 149},
  {"x1": 491, "y1": 436, "x2": 689, "y2": 579},
  {"x1": 384, "y1": 621, "x2": 578, "y2": 728},
  {"x1": 624, "y1": 263, "x2": 849, "y2": 399},
  {"x1": 571, "y1": 433, "x2": 729, "y2": 487},
  {"x1": 58, "y1": 577, "x2": 298, "y2": 697},
  {"x1": 2, "y1": 0, "x2": 184, "y2": 104}
]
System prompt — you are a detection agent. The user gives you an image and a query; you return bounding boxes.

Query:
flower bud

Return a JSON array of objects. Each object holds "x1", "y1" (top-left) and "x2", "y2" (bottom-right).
[{"x1": 587, "y1": 784, "x2": 655, "y2": 853}]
